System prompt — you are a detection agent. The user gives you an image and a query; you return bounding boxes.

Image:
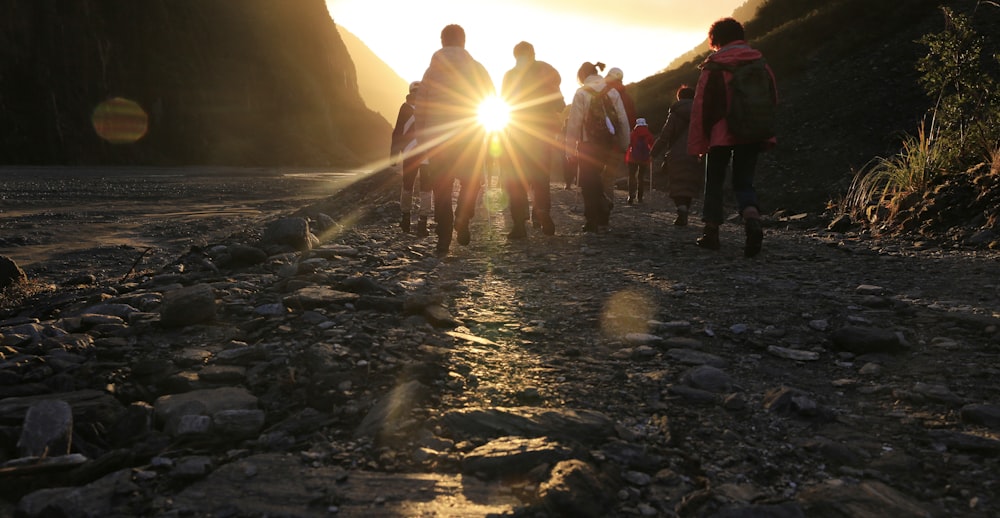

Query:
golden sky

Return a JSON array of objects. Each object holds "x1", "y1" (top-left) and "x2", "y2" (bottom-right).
[{"x1": 326, "y1": 0, "x2": 748, "y2": 103}]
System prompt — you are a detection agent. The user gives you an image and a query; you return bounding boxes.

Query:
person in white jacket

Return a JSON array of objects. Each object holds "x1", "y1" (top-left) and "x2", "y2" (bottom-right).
[{"x1": 564, "y1": 62, "x2": 630, "y2": 232}]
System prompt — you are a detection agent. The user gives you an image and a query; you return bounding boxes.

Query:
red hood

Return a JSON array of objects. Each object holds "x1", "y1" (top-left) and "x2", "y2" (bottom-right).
[{"x1": 702, "y1": 41, "x2": 764, "y2": 66}]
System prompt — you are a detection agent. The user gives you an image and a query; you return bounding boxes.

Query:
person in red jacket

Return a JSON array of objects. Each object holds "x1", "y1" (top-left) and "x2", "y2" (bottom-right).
[
  {"x1": 625, "y1": 118, "x2": 654, "y2": 204},
  {"x1": 688, "y1": 17, "x2": 777, "y2": 257}
]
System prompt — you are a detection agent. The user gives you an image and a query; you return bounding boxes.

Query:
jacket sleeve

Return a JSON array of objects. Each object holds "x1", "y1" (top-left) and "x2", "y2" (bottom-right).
[
  {"x1": 564, "y1": 90, "x2": 585, "y2": 156},
  {"x1": 390, "y1": 103, "x2": 412, "y2": 157}
]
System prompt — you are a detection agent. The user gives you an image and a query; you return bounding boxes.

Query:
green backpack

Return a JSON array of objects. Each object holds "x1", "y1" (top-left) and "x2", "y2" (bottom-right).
[
  {"x1": 705, "y1": 58, "x2": 776, "y2": 141},
  {"x1": 582, "y1": 86, "x2": 619, "y2": 146}
]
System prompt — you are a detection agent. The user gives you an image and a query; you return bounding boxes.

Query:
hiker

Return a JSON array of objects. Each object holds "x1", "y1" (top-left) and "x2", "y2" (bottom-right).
[
  {"x1": 564, "y1": 61, "x2": 630, "y2": 233},
  {"x1": 689, "y1": 17, "x2": 777, "y2": 257},
  {"x1": 414, "y1": 24, "x2": 495, "y2": 256},
  {"x1": 500, "y1": 41, "x2": 564, "y2": 239},
  {"x1": 651, "y1": 84, "x2": 703, "y2": 226},
  {"x1": 625, "y1": 118, "x2": 654, "y2": 205},
  {"x1": 602, "y1": 67, "x2": 636, "y2": 215},
  {"x1": 390, "y1": 81, "x2": 432, "y2": 236}
]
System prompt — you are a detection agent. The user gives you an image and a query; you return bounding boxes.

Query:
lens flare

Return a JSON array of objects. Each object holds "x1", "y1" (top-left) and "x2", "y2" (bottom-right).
[
  {"x1": 477, "y1": 95, "x2": 510, "y2": 133},
  {"x1": 92, "y1": 97, "x2": 149, "y2": 144},
  {"x1": 602, "y1": 289, "x2": 656, "y2": 339}
]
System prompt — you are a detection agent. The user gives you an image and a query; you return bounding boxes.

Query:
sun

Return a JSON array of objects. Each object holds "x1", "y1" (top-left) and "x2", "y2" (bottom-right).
[{"x1": 477, "y1": 95, "x2": 511, "y2": 133}]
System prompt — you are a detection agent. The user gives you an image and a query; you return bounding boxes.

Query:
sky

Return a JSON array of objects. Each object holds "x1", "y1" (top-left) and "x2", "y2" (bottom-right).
[{"x1": 325, "y1": 0, "x2": 748, "y2": 103}]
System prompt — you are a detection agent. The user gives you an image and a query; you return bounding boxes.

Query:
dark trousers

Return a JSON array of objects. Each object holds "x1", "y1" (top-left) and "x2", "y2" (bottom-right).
[
  {"x1": 425, "y1": 139, "x2": 483, "y2": 251},
  {"x1": 578, "y1": 142, "x2": 614, "y2": 227},
  {"x1": 503, "y1": 128, "x2": 552, "y2": 226},
  {"x1": 703, "y1": 144, "x2": 760, "y2": 225},
  {"x1": 627, "y1": 161, "x2": 649, "y2": 200},
  {"x1": 401, "y1": 156, "x2": 430, "y2": 196}
]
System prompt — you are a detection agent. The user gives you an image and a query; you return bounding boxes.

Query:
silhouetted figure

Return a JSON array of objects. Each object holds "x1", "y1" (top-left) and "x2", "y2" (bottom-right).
[
  {"x1": 501, "y1": 41, "x2": 564, "y2": 239},
  {"x1": 689, "y1": 17, "x2": 777, "y2": 256},
  {"x1": 651, "y1": 85, "x2": 703, "y2": 226},
  {"x1": 390, "y1": 81, "x2": 432, "y2": 236},
  {"x1": 564, "y1": 61, "x2": 630, "y2": 232},
  {"x1": 414, "y1": 24, "x2": 495, "y2": 256}
]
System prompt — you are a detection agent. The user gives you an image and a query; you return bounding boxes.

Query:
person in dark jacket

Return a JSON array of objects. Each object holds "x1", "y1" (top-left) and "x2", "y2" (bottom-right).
[
  {"x1": 414, "y1": 24, "x2": 495, "y2": 257},
  {"x1": 389, "y1": 81, "x2": 432, "y2": 236},
  {"x1": 500, "y1": 41, "x2": 564, "y2": 239},
  {"x1": 651, "y1": 84, "x2": 703, "y2": 226},
  {"x1": 688, "y1": 17, "x2": 777, "y2": 257}
]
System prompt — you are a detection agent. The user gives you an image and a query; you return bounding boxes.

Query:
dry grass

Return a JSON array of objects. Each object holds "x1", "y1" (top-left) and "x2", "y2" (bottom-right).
[{"x1": 0, "y1": 279, "x2": 54, "y2": 313}]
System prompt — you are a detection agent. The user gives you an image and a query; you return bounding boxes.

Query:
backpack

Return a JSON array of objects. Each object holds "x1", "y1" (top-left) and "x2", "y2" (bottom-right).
[
  {"x1": 582, "y1": 86, "x2": 618, "y2": 146},
  {"x1": 631, "y1": 134, "x2": 650, "y2": 163},
  {"x1": 705, "y1": 58, "x2": 776, "y2": 140}
]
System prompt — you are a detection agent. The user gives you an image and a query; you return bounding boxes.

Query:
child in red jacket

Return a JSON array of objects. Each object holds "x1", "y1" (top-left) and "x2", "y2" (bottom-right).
[{"x1": 626, "y1": 118, "x2": 654, "y2": 204}]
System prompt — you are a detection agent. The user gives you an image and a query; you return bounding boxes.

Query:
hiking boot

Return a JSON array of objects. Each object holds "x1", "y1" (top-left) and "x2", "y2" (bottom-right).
[
  {"x1": 507, "y1": 223, "x2": 528, "y2": 240},
  {"x1": 540, "y1": 214, "x2": 555, "y2": 236},
  {"x1": 626, "y1": 196, "x2": 634, "y2": 205},
  {"x1": 674, "y1": 211, "x2": 688, "y2": 226},
  {"x1": 744, "y1": 218, "x2": 764, "y2": 258},
  {"x1": 415, "y1": 217, "x2": 429, "y2": 237},
  {"x1": 455, "y1": 219, "x2": 471, "y2": 246},
  {"x1": 697, "y1": 227, "x2": 720, "y2": 250},
  {"x1": 400, "y1": 212, "x2": 411, "y2": 233},
  {"x1": 581, "y1": 222, "x2": 598, "y2": 233}
]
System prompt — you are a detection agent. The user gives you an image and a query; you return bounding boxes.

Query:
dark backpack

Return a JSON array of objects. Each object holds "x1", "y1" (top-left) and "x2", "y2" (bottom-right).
[
  {"x1": 705, "y1": 58, "x2": 776, "y2": 140},
  {"x1": 582, "y1": 87, "x2": 618, "y2": 146},
  {"x1": 631, "y1": 134, "x2": 650, "y2": 162}
]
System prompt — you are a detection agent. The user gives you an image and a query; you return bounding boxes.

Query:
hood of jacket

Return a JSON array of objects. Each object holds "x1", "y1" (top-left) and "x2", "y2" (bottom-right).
[
  {"x1": 415, "y1": 46, "x2": 494, "y2": 133},
  {"x1": 669, "y1": 98, "x2": 693, "y2": 119},
  {"x1": 582, "y1": 74, "x2": 606, "y2": 92},
  {"x1": 702, "y1": 41, "x2": 763, "y2": 67}
]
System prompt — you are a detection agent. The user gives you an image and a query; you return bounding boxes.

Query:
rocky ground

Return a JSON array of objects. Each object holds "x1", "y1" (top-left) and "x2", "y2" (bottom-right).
[{"x1": 1, "y1": 166, "x2": 999, "y2": 517}]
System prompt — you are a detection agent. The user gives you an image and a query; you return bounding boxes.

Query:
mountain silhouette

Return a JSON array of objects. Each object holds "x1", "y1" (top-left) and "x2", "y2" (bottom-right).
[{"x1": 337, "y1": 26, "x2": 409, "y2": 123}]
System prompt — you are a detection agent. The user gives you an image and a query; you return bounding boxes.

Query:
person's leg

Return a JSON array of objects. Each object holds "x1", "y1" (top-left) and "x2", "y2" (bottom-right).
[
  {"x1": 578, "y1": 143, "x2": 603, "y2": 232},
  {"x1": 637, "y1": 162, "x2": 647, "y2": 202},
  {"x1": 731, "y1": 143, "x2": 763, "y2": 256},
  {"x1": 698, "y1": 146, "x2": 732, "y2": 249},
  {"x1": 505, "y1": 131, "x2": 531, "y2": 238},
  {"x1": 673, "y1": 195, "x2": 691, "y2": 226},
  {"x1": 626, "y1": 161, "x2": 639, "y2": 204},
  {"x1": 455, "y1": 166, "x2": 483, "y2": 247},
  {"x1": 427, "y1": 161, "x2": 454, "y2": 255},
  {"x1": 399, "y1": 158, "x2": 419, "y2": 232},
  {"x1": 415, "y1": 164, "x2": 432, "y2": 237},
  {"x1": 527, "y1": 134, "x2": 554, "y2": 235}
]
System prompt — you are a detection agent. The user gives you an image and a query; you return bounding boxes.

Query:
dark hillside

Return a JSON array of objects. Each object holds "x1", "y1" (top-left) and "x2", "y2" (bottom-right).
[
  {"x1": 631, "y1": 0, "x2": 998, "y2": 214},
  {"x1": 0, "y1": 0, "x2": 388, "y2": 167}
]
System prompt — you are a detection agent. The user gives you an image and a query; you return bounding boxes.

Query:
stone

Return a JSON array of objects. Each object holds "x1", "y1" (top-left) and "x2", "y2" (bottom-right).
[
  {"x1": 830, "y1": 326, "x2": 904, "y2": 354},
  {"x1": 462, "y1": 436, "x2": 574, "y2": 479},
  {"x1": 960, "y1": 404, "x2": 1000, "y2": 429},
  {"x1": 682, "y1": 365, "x2": 733, "y2": 393},
  {"x1": 159, "y1": 283, "x2": 216, "y2": 328},
  {"x1": 798, "y1": 479, "x2": 933, "y2": 517},
  {"x1": 281, "y1": 286, "x2": 359, "y2": 310},
  {"x1": 17, "y1": 399, "x2": 73, "y2": 457},
  {"x1": 154, "y1": 387, "x2": 258, "y2": 434},
  {"x1": 0, "y1": 255, "x2": 27, "y2": 290},
  {"x1": 262, "y1": 217, "x2": 313, "y2": 251},
  {"x1": 537, "y1": 459, "x2": 616, "y2": 518},
  {"x1": 354, "y1": 380, "x2": 428, "y2": 442}
]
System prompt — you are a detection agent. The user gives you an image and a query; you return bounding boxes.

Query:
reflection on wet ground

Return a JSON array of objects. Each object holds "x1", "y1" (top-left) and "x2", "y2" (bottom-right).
[{"x1": 0, "y1": 167, "x2": 362, "y2": 268}]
